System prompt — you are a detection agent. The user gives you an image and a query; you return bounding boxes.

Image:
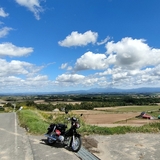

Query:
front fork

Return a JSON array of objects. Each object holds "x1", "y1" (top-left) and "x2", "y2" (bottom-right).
[
  {"x1": 72, "y1": 135, "x2": 75, "y2": 145},
  {"x1": 64, "y1": 135, "x2": 75, "y2": 147},
  {"x1": 70, "y1": 133, "x2": 81, "y2": 146}
]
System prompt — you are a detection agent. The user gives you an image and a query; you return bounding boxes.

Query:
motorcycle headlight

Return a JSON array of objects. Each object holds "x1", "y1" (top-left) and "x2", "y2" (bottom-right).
[{"x1": 76, "y1": 123, "x2": 80, "y2": 128}]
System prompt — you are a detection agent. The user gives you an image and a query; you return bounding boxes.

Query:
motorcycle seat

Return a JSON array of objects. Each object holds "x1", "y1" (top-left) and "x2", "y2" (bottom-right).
[{"x1": 56, "y1": 123, "x2": 67, "y2": 129}]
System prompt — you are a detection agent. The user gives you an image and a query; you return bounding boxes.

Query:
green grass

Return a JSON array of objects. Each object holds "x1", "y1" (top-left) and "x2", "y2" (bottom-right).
[
  {"x1": 79, "y1": 122, "x2": 160, "y2": 135},
  {"x1": 17, "y1": 109, "x2": 160, "y2": 135},
  {"x1": 109, "y1": 105, "x2": 160, "y2": 112},
  {"x1": 17, "y1": 109, "x2": 85, "y2": 135},
  {"x1": 17, "y1": 109, "x2": 49, "y2": 134}
]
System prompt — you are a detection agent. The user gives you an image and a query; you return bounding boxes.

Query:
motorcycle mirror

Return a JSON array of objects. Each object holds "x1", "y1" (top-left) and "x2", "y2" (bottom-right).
[{"x1": 65, "y1": 109, "x2": 68, "y2": 114}]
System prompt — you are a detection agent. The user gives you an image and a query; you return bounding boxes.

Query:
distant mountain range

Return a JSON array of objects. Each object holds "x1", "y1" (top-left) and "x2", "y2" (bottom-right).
[
  {"x1": 63, "y1": 87, "x2": 160, "y2": 94},
  {"x1": 1, "y1": 87, "x2": 160, "y2": 95}
]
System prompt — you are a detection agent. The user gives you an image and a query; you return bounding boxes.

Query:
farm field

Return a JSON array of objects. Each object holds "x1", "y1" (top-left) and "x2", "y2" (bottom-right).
[
  {"x1": 94, "y1": 105, "x2": 160, "y2": 112},
  {"x1": 72, "y1": 105, "x2": 160, "y2": 127}
]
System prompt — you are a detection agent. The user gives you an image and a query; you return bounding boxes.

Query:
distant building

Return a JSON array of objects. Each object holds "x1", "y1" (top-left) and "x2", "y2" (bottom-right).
[{"x1": 142, "y1": 114, "x2": 152, "y2": 119}]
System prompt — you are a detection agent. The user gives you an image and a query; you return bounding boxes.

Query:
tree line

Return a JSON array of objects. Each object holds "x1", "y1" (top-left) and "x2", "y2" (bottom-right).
[{"x1": 13, "y1": 95, "x2": 160, "y2": 111}]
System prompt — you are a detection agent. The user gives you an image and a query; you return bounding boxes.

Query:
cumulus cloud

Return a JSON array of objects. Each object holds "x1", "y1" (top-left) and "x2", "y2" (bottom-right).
[
  {"x1": 96, "y1": 65, "x2": 160, "y2": 89},
  {"x1": 74, "y1": 51, "x2": 108, "y2": 71},
  {"x1": 56, "y1": 74, "x2": 85, "y2": 83},
  {"x1": 0, "y1": 42, "x2": 33, "y2": 57},
  {"x1": 15, "y1": 0, "x2": 44, "y2": 20},
  {"x1": 0, "y1": 58, "x2": 52, "y2": 92},
  {"x1": 106, "y1": 37, "x2": 160, "y2": 69},
  {"x1": 0, "y1": 8, "x2": 9, "y2": 17},
  {"x1": 63, "y1": 37, "x2": 160, "y2": 89},
  {"x1": 55, "y1": 73, "x2": 109, "y2": 89},
  {"x1": 0, "y1": 75, "x2": 51, "y2": 93},
  {"x1": 0, "y1": 27, "x2": 13, "y2": 38},
  {"x1": 0, "y1": 59, "x2": 42, "y2": 77},
  {"x1": 55, "y1": 37, "x2": 160, "y2": 90},
  {"x1": 58, "y1": 30, "x2": 98, "y2": 47},
  {"x1": 1, "y1": 35, "x2": 160, "y2": 92},
  {"x1": 26, "y1": 75, "x2": 48, "y2": 81}
]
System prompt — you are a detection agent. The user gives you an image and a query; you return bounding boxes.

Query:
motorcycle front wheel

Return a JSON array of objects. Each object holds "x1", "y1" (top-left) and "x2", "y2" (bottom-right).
[{"x1": 70, "y1": 136, "x2": 81, "y2": 152}]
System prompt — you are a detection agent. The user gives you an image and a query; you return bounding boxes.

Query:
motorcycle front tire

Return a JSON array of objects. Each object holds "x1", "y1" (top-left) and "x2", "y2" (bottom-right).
[{"x1": 70, "y1": 136, "x2": 81, "y2": 152}]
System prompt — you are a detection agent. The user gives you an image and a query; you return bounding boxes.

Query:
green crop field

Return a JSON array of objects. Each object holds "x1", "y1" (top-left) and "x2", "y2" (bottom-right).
[{"x1": 104, "y1": 105, "x2": 160, "y2": 112}]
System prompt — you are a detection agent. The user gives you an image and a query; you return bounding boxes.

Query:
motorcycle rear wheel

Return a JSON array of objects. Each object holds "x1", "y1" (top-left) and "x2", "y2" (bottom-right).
[
  {"x1": 46, "y1": 133, "x2": 56, "y2": 145},
  {"x1": 70, "y1": 136, "x2": 81, "y2": 152}
]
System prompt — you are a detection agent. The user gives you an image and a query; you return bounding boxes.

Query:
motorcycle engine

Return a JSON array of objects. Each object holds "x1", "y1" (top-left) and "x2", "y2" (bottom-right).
[{"x1": 58, "y1": 135, "x2": 64, "y2": 142}]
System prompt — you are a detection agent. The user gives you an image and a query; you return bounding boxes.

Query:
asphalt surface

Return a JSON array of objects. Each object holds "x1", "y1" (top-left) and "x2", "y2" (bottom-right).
[
  {"x1": 87, "y1": 133, "x2": 160, "y2": 160},
  {"x1": 0, "y1": 112, "x2": 33, "y2": 160},
  {"x1": 0, "y1": 112, "x2": 79, "y2": 160}
]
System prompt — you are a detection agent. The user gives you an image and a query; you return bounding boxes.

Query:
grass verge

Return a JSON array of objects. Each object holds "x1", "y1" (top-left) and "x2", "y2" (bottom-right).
[
  {"x1": 17, "y1": 109, "x2": 160, "y2": 135},
  {"x1": 79, "y1": 123, "x2": 160, "y2": 135},
  {"x1": 17, "y1": 109, "x2": 49, "y2": 135}
]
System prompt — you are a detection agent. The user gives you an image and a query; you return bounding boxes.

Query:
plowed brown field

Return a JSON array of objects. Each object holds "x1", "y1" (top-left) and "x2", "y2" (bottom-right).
[{"x1": 72, "y1": 110, "x2": 155, "y2": 127}]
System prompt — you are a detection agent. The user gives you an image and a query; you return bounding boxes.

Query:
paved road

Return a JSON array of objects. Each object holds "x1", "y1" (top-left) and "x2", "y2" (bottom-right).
[
  {"x1": 0, "y1": 112, "x2": 79, "y2": 160},
  {"x1": 88, "y1": 133, "x2": 160, "y2": 160}
]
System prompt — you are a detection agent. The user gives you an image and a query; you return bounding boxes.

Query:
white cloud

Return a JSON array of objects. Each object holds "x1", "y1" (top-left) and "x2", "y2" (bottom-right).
[
  {"x1": 60, "y1": 63, "x2": 68, "y2": 69},
  {"x1": 66, "y1": 66, "x2": 73, "y2": 71},
  {"x1": 56, "y1": 74, "x2": 85, "y2": 83},
  {"x1": 55, "y1": 37, "x2": 160, "y2": 90},
  {"x1": 0, "y1": 27, "x2": 13, "y2": 38},
  {"x1": 1, "y1": 35, "x2": 160, "y2": 92},
  {"x1": 74, "y1": 51, "x2": 108, "y2": 71},
  {"x1": 73, "y1": 37, "x2": 159, "y2": 72},
  {"x1": 58, "y1": 30, "x2": 98, "y2": 47},
  {"x1": 26, "y1": 75, "x2": 48, "y2": 81},
  {"x1": 81, "y1": 76, "x2": 99, "y2": 86},
  {"x1": 0, "y1": 8, "x2": 9, "y2": 17},
  {"x1": 0, "y1": 42, "x2": 33, "y2": 57},
  {"x1": 0, "y1": 75, "x2": 52, "y2": 93},
  {"x1": 64, "y1": 37, "x2": 160, "y2": 89},
  {"x1": 0, "y1": 59, "x2": 41, "y2": 77},
  {"x1": 97, "y1": 36, "x2": 110, "y2": 45},
  {"x1": 96, "y1": 64, "x2": 160, "y2": 89},
  {"x1": 60, "y1": 63, "x2": 73, "y2": 71},
  {"x1": 55, "y1": 73, "x2": 109, "y2": 89},
  {"x1": 97, "y1": 68, "x2": 112, "y2": 76},
  {"x1": 0, "y1": 58, "x2": 52, "y2": 92},
  {"x1": 15, "y1": 0, "x2": 44, "y2": 20},
  {"x1": 106, "y1": 37, "x2": 160, "y2": 69}
]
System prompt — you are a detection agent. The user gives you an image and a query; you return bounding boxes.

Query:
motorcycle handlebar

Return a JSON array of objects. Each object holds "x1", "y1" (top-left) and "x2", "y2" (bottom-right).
[{"x1": 64, "y1": 113, "x2": 83, "y2": 122}]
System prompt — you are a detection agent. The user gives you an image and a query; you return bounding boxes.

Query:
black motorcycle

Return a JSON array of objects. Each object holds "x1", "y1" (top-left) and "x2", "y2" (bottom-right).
[{"x1": 44, "y1": 112, "x2": 82, "y2": 152}]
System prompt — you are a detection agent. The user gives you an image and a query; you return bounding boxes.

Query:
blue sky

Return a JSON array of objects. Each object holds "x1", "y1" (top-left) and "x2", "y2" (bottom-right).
[{"x1": 0, "y1": 0, "x2": 160, "y2": 93}]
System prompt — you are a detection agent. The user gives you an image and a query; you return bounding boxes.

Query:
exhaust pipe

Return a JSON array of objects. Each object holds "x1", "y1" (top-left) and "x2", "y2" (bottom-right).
[{"x1": 44, "y1": 134, "x2": 57, "y2": 141}]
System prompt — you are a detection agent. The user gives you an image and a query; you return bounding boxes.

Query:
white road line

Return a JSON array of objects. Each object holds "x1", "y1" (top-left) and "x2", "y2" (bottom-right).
[{"x1": 14, "y1": 112, "x2": 18, "y2": 158}]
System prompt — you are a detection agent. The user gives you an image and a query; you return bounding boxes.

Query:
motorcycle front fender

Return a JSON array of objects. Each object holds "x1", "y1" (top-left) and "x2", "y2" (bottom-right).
[
  {"x1": 65, "y1": 129, "x2": 81, "y2": 137},
  {"x1": 74, "y1": 132, "x2": 81, "y2": 137}
]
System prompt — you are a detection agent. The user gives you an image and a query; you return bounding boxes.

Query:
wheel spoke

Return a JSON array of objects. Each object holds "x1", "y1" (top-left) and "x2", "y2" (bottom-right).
[{"x1": 71, "y1": 137, "x2": 81, "y2": 151}]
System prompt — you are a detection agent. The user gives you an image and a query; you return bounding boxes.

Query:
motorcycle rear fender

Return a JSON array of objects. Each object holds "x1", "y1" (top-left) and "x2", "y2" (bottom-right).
[{"x1": 47, "y1": 123, "x2": 56, "y2": 133}]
